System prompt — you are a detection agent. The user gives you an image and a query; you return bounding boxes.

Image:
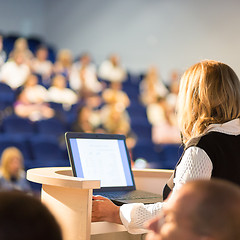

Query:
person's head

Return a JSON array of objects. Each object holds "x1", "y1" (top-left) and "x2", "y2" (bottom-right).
[
  {"x1": 177, "y1": 60, "x2": 240, "y2": 145},
  {"x1": 24, "y1": 74, "x2": 39, "y2": 87},
  {"x1": 109, "y1": 54, "x2": 120, "y2": 66},
  {"x1": 14, "y1": 37, "x2": 28, "y2": 51},
  {"x1": 13, "y1": 50, "x2": 25, "y2": 65},
  {"x1": 57, "y1": 49, "x2": 73, "y2": 67},
  {"x1": 146, "y1": 179, "x2": 240, "y2": 240},
  {"x1": 80, "y1": 53, "x2": 91, "y2": 66},
  {"x1": 51, "y1": 74, "x2": 66, "y2": 89},
  {"x1": 0, "y1": 147, "x2": 24, "y2": 180},
  {"x1": 0, "y1": 191, "x2": 62, "y2": 240},
  {"x1": 35, "y1": 45, "x2": 48, "y2": 61}
]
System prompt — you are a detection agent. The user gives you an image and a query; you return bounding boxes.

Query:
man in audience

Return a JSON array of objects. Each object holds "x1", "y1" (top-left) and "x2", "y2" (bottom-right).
[
  {"x1": 145, "y1": 179, "x2": 240, "y2": 240},
  {"x1": 0, "y1": 191, "x2": 62, "y2": 240}
]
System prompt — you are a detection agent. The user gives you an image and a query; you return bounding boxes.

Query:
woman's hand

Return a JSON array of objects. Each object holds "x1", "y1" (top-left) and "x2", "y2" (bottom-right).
[{"x1": 92, "y1": 195, "x2": 122, "y2": 224}]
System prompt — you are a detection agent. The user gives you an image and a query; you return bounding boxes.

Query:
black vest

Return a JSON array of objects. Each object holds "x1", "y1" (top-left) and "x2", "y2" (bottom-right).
[{"x1": 163, "y1": 131, "x2": 240, "y2": 200}]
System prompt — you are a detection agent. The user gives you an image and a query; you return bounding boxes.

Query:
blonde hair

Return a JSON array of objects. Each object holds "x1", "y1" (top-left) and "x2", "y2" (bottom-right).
[
  {"x1": 177, "y1": 60, "x2": 240, "y2": 145},
  {"x1": 57, "y1": 49, "x2": 73, "y2": 67},
  {"x1": 0, "y1": 147, "x2": 24, "y2": 180}
]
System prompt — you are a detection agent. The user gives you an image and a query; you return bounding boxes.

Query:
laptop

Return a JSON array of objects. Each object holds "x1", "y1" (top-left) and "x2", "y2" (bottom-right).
[{"x1": 65, "y1": 132, "x2": 163, "y2": 206}]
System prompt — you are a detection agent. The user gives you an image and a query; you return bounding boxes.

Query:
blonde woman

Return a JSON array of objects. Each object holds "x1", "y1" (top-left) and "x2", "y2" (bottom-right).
[
  {"x1": 91, "y1": 60, "x2": 240, "y2": 234},
  {"x1": 0, "y1": 147, "x2": 32, "y2": 193}
]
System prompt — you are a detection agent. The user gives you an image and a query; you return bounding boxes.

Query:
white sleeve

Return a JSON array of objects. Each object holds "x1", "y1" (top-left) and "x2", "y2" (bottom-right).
[
  {"x1": 119, "y1": 146, "x2": 213, "y2": 234},
  {"x1": 173, "y1": 146, "x2": 213, "y2": 192},
  {"x1": 120, "y1": 202, "x2": 165, "y2": 234}
]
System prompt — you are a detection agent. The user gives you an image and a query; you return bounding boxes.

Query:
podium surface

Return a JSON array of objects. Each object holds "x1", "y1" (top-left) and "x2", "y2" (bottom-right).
[
  {"x1": 27, "y1": 167, "x2": 173, "y2": 240},
  {"x1": 27, "y1": 167, "x2": 100, "y2": 240}
]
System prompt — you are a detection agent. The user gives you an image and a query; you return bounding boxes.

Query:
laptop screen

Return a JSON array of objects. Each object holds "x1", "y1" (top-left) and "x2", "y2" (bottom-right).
[{"x1": 65, "y1": 132, "x2": 135, "y2": 189}]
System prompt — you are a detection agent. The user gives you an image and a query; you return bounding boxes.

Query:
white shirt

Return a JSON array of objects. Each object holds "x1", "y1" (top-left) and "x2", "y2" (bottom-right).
[
  {"x1": 69, "y1": 62, "x2": 102, "y2": 93},
  {"x1": 98, "y1": 60, "x2": 126, "y2": 82},
  {"x1": 0, "y1": 61, "x2": 30, "y2": 89},
  {"x1": 120, "y1": 118, "x2": 240, "y2": 234},
  {"x1": 48, "y1": 86, "x2": 78, "y2": 106}
]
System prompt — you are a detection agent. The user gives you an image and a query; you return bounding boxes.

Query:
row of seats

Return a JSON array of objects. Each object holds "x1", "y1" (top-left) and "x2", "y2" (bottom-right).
[{"x1": 0, "y1": 114, "x2": 67, "y2": 137}]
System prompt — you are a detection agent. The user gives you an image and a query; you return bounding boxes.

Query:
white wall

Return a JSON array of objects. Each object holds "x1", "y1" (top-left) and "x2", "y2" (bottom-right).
[
  {"x1": 1, "y1": 0, "x2": 240, "y2": 82},
  {"x1": 0, "y1": 0, "x2": 45, "y2": 37}
]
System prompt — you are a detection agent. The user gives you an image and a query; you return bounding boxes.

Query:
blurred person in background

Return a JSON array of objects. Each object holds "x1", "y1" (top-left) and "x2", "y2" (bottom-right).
[
  {"x1": 31, "y1": 45, "x2": 53, "y2": 86},
  {"x1": 14, "y1": 89, "x2": 54, "y2": 121},
  {"x1": 0, "y1": 191, "x2": 62, "y2": 240},
  {"x1": 21, "y1": 73, "x2": 49, "y2": 104},
  {"x1": 53, "y1": 48, "x2": 73, "y2": 80},
  {"x1": 0, "y1": 34, "x2": 6, "y2": 69},
  {"x1": 0, "y1": 147, "x2": 32, "y2": 193},
  {"x1": 0, "y1": 50, "x2": 30, "y2": 89},
  {"x1": 9, "y1": 37, "x2": 33, "y2": 66},
  {"x1": 145, "y1": 179, "x2": 240, "y2": 240},
  {"x1": 69, "y1": 53, "x2": 103, "y2": 98},
  {"x1": 140, "y1": 66, "x2": 168, "y2": 106},
  {"x1": 98, "y1": 53, "x2": 127, "y2": 83},
  {"x1": 147, "y1": 96, "x2": 181, "y2": 144},
  {"x1": 48, "y1": 74, "x2": 78, "y2": 110}
]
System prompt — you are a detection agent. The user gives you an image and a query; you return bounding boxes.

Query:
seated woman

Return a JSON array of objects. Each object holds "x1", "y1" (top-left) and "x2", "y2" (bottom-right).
[
  {"x1": 139, "y1": 66, "x2": 168, "y2": 106},
  {"x1": 53, "y1": 49, "x2": 73, "y2": 80},
  {"x1": 31, "y1": 45, "x2": 53, "y2": 87},
  {"x1": 22, "y1": 74, "x2": 49, "y2": 104},
  {"x1": 47, "y1": 74, "x2": 78, "y2": 110},
  {"x1": 147, "y1": 96, "x2": 181, "y2": 144},
  {"x1": 8, "y1": 37, "x2": 33, "y2": 66},
  {"x1": 14, "y1": 89, "x2": 55, "y2": 121},
  {"x1": 0, "y1": 147, "x2": 32, "y2": 193},
  {"x1": 98, "y1": 53, "x2": 127, "y2": 83}
]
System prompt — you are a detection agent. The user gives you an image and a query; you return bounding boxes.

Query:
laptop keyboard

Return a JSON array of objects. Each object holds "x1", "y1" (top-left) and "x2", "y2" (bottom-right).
[{"x1": 98, "y1": 190, "x2": 161, "y2": 200}]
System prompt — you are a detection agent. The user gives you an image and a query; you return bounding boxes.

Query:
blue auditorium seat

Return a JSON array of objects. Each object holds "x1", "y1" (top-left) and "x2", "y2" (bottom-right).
[
  {"x1": 0, "y1": 134, "x2": 33, "y2": 160},
  {"x1": 155, "y1": 144, "x2": 184, "y2": 169},
  {"x1": 2, "y1": 114, "x2": 35, "y2": 136},
  {"x1": 29, "y1": 135, "x2": 65, "y2": 162},
  {"x1": 132, "y1": 142, "x2": 163, "y2": 169},
  {"x1": 131, "y1": 122, "x2": 152, "y2": 141},
  {"x1": 35, "y1": 117, "x2": 66, "y2": 137},
  {"x1": 0, "y1": 82, "x2": 16, "y2": 105}
]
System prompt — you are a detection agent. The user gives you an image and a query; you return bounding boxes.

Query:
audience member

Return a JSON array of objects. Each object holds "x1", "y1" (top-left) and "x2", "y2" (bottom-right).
[
  {"x1": 53, "y1": 49, "x2": 73, "y2": 80},
  {"x1": 145, "y1": 179, "x2": 240, "y2": 240},
  {"x1": 98, "y1": 53, "x2": 127, "y2": 83},
  {"x1": 22, "y1": 74, "x2": 48, "y2": 104},
  {"x1": 9, "y1": 37, "x2": 33, "y2": 65},
  {"x1": 14, "y1": 89, "x2": 54, "y2": 121},
  {"x1": 139, "y1": 66, "x2": 168, "y2": 105},
  {"x1": 101, "y1": 103, "x2": 130, "y2": 135},
  {"x1": 71, "y1": 105, "x2": 102, "y2": 133},
  {"x1": 69, "y1": 53, "x2": 103, "y2": 98},
  {"x1": 92, "y1": 60, "x2": 240, "y2": 234},
  {"x1": 0, "y1": 50, "x2": 30, "y2": 89},
  {"x1": 48, "y1": 74, "x2": 78, "y2": 109},
  {"x1": 0, "y1": 190, "x2": 62, "y2": 240},
  {"x1": 31, "y1": 45, "x2": 53, "y2": 86},
  {"x1": 166, "y1": 69, "x2": 180, "y2": 109},
  {"x1": 0, "y1": 147, "x2": 32, "y2": 193},
  {"x1": 102, "y1": 82, "x2": 130, "y2": 110},
  {"x1": 147, "y1": 97, "x2": 181, "y2": 144},
  {"x1": 0, "y1": 34, "x2": 6, "y2": 69}
]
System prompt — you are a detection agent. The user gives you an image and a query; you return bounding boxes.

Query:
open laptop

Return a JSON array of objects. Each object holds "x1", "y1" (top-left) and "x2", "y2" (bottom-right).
[{"x1": 65, "y1": 132, "x2": 162, "y2": 206}]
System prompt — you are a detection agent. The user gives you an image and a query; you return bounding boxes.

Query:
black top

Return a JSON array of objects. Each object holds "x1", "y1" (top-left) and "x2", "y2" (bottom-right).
[{"x1": 163, "y1": 131, "x2": 240, "y2": 200}]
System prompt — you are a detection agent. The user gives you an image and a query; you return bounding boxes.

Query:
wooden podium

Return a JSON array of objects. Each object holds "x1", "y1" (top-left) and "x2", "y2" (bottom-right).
[
  {"x1": 27, "y1": 167, "x2": 100, "y2": 240},
  {"x1": 27, "y1": 167, "x2": 173, "y2": 240}
]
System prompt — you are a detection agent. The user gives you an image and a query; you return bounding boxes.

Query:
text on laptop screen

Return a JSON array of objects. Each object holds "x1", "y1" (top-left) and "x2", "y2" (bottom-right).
[{"x1": 69, "y1": 138, "x2": 134, "y2": 187}]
